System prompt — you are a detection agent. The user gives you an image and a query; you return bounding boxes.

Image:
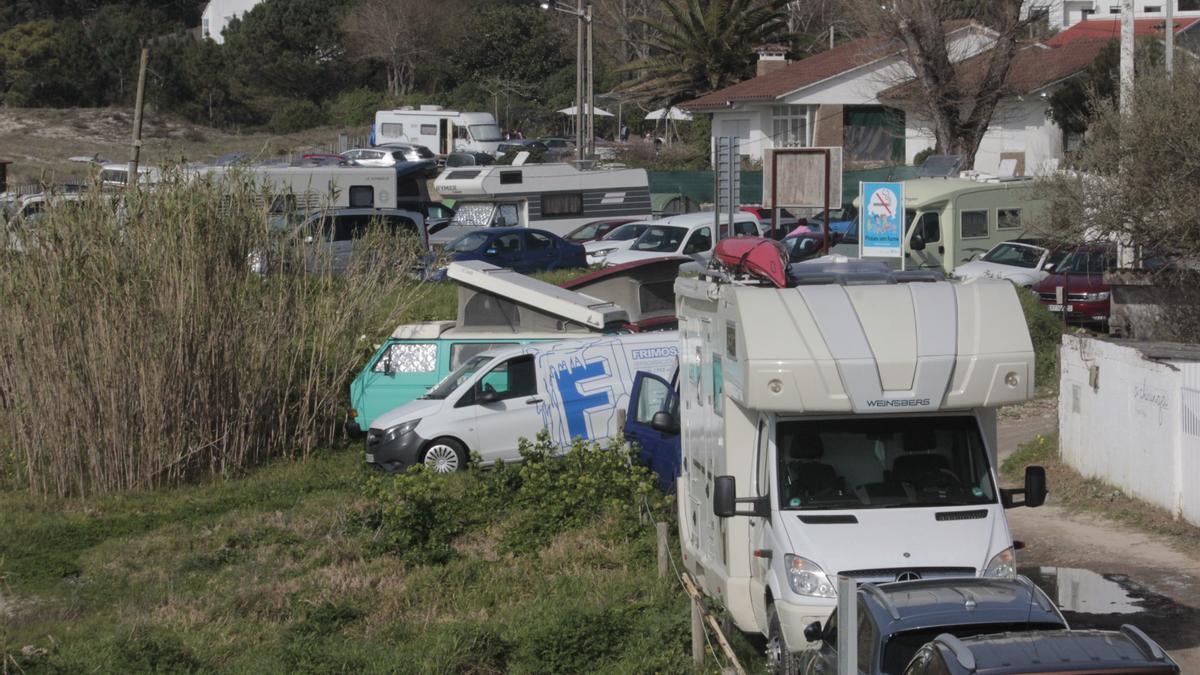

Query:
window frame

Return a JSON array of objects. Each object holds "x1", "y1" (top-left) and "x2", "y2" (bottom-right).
[
  {"x1": 959, "y1": 209, "x2": 989, "y2": 239},
  {"x1": 997, "y1": 208, "x2": 1021, "y2": 230},
  {"x1": 541, "y1": 192, "x2": 584, "y2": 217},
  {"x1": 348, "y1": 185, "x2": 374, "y2": 208},
  {"x1": 373, "y1": 342, "x2": 438, "y2": 374}
]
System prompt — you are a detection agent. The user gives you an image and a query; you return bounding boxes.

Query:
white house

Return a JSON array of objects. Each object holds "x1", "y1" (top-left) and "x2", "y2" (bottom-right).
[
  {"x1": 1024, "y1": 0, "x2": 1200, "y2": 30},
  {"x1": 200, "y1": 0, "x2": 263, "y2": 44}
]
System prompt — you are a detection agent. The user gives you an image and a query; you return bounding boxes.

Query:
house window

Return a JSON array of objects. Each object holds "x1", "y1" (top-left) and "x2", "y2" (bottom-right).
[
  {"x1": 960, "y1": 210, "x2": 989, "y2": 238},
  {"x1": 542, "y1": 193, "x2": 583, "y2": 216},
  {"x1": 772, "y1": 105, "x2": 808, "y2": 147},
  {"x1": 1143, "y1": 5, "x2": 1163, "y2": 12},
  {"x1": 202, "y1": 17, "x2": 210, "y2": 38}
]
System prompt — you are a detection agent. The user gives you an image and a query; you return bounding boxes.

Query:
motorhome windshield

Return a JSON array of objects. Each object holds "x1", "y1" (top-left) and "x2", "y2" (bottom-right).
[
  {"x1": 469, "y1": 124, "x2": 503, "y2": 142},
  {"x1": 632, "y1": 225, "x2": 688, "y2": 252},
  {"x1": 451, "y1": 202, "x2": 496, "y2": 227},
  {"x1": 424, "y1": 354, "x2": 493, "y2": 400},
  {"x1": 776, "y1": 416, "x2": 995, "y2": 510}
]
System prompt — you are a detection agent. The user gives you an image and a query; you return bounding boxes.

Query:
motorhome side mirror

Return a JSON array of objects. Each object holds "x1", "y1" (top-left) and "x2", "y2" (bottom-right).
[
  {"x1": 650, "y1": 410, "x2": 679, "y2": 434},
  {"x1": 803, "y1": 621, "x2": 823, "y2": 643},
  {"x1": 1024, "y1": 465, "x2": 1047, "y2": 508},
  {"x1": 910, "y1": 233, "x2": 926, "y2": 251},
  {"x1": 713, "y1": 476, "x2": 737, "y2": 518}
]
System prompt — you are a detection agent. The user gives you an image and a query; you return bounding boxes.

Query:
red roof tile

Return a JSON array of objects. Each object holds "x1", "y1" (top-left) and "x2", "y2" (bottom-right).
[{"x1": 1045, "y1": 17, "x2": 1200, "y2": 46}]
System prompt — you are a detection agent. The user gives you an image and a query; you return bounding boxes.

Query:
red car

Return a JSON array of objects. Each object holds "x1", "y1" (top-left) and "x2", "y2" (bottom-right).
[
  {"x1": 1031, "y1": 245, "x2": 1114, "y2": 325},
  {"x1": 563, "y1": 218, "x2": 643, "y2": 244}
]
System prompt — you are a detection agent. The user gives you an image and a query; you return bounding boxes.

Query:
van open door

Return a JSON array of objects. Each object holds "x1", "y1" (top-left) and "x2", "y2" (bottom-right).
[
  {"x1": 624, "y1": 371, "x2": 680, "y2": 492},
  {"x1": 439, "y1": 119, "x2": 452, "y2": 156}
]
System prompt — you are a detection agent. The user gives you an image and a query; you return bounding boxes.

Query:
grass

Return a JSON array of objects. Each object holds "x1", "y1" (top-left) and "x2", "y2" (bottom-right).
[{"x1": 1001, "y1": 433, "x2": 1200, "y2": 556}]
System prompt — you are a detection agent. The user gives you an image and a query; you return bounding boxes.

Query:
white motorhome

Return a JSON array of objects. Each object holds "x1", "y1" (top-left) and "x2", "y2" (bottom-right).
[
  {"x1": 432, "y1": 162, "x2": 651, "y2": 239},
  {"x1": 195, "y1": 163, "x2": 432, "y2": 212},
  {"x1": 364, "y1": 331, "x2": 679, "y2": 473},
  {"x1": 670, "y1": 257, "x2": 1047, "y2": 669},
  {"x1": 374, "y1": 107, "x2": 503, "y2": 156}
]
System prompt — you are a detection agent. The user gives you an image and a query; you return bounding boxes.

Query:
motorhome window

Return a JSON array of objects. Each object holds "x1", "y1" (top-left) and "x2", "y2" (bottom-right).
[
  {"x1": 981, "y1": 242, "x2": 1045, "y2": 269},
  {"x1": 632, "y1": 226, "x2": 689, "y2": 252},
  {"x1": 499, "y1": 171, "x2": 523, "y2": 185},
  {"x1": 960, "y1": 210, "x2": 988, "y2": 238},
  {"x1": 426, "y1": 354, "x2": 492, "y2": 400},
  {"x1": 526, "y1": 232, "x2": 554, "y2": 250},
  {"x1": 726, "y1": 323, "x2": 737, "y2": 359},
  {"x1": 450, "y1": 342, "x2": 514, "y2": 369},
  {"x1": 682, "y1": 227, "x2": 712, "y2": 254},
  {"x1": 349, "y1": 185, "x2": 374, "y2": 208},
  {"x1": 469, "y1": 124, "x2": 503, "y2": 142},
  {"x1": 756, "y1": 419, "x2": 770, "y2": 497},
  {"x1": 775, "y1": 416, "x2": 995, "y2": 510},
  {"x1": 448, "y1": 231, "x2": 491, "y2": 252},
  {"x1": 420, "y1": 124, "x2": 437, "y2": 135},
  {"x1": 451, "y1": 202, "x2": 496, "y2": 227},
  {"x1": 496, "y1": 204, "x2": 519, "y2": 227},
  {"x1": 381, "y1": 123, "x2": 404, "y2": 137},
  {"x1": 455, "y1": 126, "x2": 469, "y2": 140},
  {"x1": 997, "y1": 208, "x2": 1021, "y2": 229},
  {"x1": 542, "y1": 193, "x2": 583, "y2": 216},
  {"x1": 712, "y1": 355, "x2": 723, "y2": 416},
  {"x1": 374, "y1": 343, "x2": 437, "y2": 374},
  {"x1": 606, "y1": 223, "x2": 649, "y2": 241},
  {"x1": 477, "y1": 355, "x2": 535, "y2": 401},
  {"x1": 463, "y1": 294, "x2": 520, "y2": 328}
]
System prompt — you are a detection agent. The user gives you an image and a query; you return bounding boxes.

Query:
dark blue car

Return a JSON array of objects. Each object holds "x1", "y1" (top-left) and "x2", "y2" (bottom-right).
[{"x1": 441, "y1": 227, "x2": 587, "y2": 275}]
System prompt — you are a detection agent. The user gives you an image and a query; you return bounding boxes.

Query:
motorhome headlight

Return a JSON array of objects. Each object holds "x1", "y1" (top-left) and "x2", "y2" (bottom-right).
[
  {"x1": 984, "y1": 547, "x2": 1017, "y2": 578},
  {"x1": 784, "y1": 555, "x2": 836, "y2": 598},
  {"x1": 384, "y1": 419, "x2": 421, "y2": 442}
]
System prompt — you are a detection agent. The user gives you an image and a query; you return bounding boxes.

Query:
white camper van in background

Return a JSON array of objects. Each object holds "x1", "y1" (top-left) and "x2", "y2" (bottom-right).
[
  {"x1": 668, "y1": 258, "x2": 1047, "y2": 671},
  {"x1": 365, "y1": 332, "x2": 679, "y2": 474},
  {"x1": 374, "y1": 107, "x2": 503, "y2": 156}
]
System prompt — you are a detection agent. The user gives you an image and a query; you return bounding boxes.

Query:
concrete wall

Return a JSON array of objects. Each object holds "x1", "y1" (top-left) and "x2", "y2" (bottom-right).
[
  {"x1": 905, "y1": 99, "x2": 1063, "y2": 176},
  {"x1": 1059, "y1": 335, "x2": 1200, "y2": 525}
]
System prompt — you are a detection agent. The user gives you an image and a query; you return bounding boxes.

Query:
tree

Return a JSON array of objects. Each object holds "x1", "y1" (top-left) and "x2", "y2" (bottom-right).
[
  {"x1": 1047, "y1": 38, "x2": 1163, "y2": 139},
  {"x1": 846, "y1": 0, "x2": 1043, "y2": 169},
  {"x1": 342, "y1": 0, "x2": 447, "y2": 97},
  {"x1": 621, "y1": 0, "x2": 792, "y2": 104},
  {"x1": 0, "y1": 18, "x2": 100, "y2": 106}
]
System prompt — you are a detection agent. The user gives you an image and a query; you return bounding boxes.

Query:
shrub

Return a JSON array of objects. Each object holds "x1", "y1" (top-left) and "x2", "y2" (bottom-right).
[
  {"x1": 1016, "y1": 285, "x2": 1065, "y2": 388},
  {"x1": 913, "y1": 147, "x2": 935, "y2": 166},
  {"x1": 362, "y1": 467, "x2": 475, "y2": 565},
  {"x1": 329, "y1": 88, "x2": 395, "y2": 127},
  {"x1": 269, "y1": 99, "x2": 327, "y2": 133}
]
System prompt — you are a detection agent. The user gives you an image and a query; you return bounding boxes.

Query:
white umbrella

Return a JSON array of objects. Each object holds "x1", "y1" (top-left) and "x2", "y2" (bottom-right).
[
  {"x1": 644, "y1": 106, "x2": 693, "y2": 121},
  {"x1": 557, "y1": 104, "x2": 615, "y2": 117}
]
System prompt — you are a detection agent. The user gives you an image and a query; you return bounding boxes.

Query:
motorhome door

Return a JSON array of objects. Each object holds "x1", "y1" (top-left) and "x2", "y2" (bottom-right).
[
  {"x1": 906, "y1": 209, "x2": 944, "y2": 270},
  {"x1": 748, "y1": 414, "x2": 775, "y2": 629},
  {"x1": 439, "y1": 119, "x2": 452, "y2": 155}
]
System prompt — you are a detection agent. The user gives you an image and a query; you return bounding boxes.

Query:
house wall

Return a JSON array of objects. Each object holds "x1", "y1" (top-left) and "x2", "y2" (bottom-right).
[
  {"x1": 201, "y1": 0, "x2": 262, "y2": 44},
  {"x1": 1024, "y1": 0, "x2": 1200, "y2": 29},
  {"x1": 904, "y1": 98, "x2": 1063, "y2": 176},
  {"x1": 1059, "y1": 335, "x2": 1200, "y2": 526},
  {"x1": 710, "y1": 108, "x2": 771, "y2": 164}
]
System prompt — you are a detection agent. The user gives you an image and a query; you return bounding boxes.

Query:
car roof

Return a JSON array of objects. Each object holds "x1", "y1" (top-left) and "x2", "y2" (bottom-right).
[
  {"x1": 939, "y1": 628, "x2": 1176, "y2": 673},
  {"x1": 859, "y1": 577, "x2": 1064, "y2": 633}
]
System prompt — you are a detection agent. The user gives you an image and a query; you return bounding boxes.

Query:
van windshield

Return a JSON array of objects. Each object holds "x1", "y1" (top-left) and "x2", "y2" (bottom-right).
[
  {"x1": 424, "y1": 354, "x2": 492, "y2": 400},
  {"x1": 632, "y1": 225, "x2": 688, "y2": 252},
  {"x1": 776, "y1": 416, "x2": 995, "y2": 510},
  {"x1": 451, "y1": 202, "x2": 496, "y2": 227},
  {"x1": 604, "y1": 223, "x2": 649, "y2": 241}
]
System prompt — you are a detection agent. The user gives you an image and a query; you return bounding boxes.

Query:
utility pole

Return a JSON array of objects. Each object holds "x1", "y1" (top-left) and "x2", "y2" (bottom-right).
[
  {"x1": 128, "y1": 47, "x2": 149, "y2": 190},
  {"x1": 586, "y1": 0, "x2": 594, "y2": 158},
  {"x1": 576, "y1": 0, "x2": 585, "y2": 160},
  {"x1": 1166, "y1": 0, "x2": 1175, "y2": 80},
  {"x1": 1119, "y1": 0, "x2": 1135, "y2": 114}
]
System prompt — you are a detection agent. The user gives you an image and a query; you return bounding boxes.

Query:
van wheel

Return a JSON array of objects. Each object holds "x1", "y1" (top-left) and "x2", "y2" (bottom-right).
[
  {"x1": 421, "y1": 438, "x2": 466, "y2": 474},
  {"x1": 766, "y1": 605, "x2": 798, "y2": 675}
]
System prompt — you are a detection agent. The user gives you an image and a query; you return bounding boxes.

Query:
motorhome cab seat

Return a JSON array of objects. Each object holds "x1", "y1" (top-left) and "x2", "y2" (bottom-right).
[
  {"x1": 784, "y1": 431, "x2": 842, "y2": 502},
  {"x1": 892, "y1": 427, "x2": 956, "y2": 493}
]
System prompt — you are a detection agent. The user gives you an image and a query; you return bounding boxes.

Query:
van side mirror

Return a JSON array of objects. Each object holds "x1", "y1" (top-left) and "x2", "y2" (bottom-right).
[
  {"x1": 804, "y1": 621, "x2": 823, "y2": 643},
  {"x1": 1002, "y1": 465, "x2": 1048, "y2": 508},
  {"x1": 910, "y1": 232, "x2": 926, "y2": 251},
  {"x1": 713, "y1": 475, "x2": 770, "y2": 519},
  {"x1": 476, "y1": 388, "x2": 499, "y2": 404},
  {"x1": 650, "y1": 410, "x2": 679, "y2": 434}
]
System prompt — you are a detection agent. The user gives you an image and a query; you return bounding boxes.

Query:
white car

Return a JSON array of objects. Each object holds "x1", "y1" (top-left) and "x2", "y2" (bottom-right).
[
  {"x1": 952, "y1": 239, "x2": 1065, "y2": 287},
  {"x1": 342, "y1": 144, "x2": 434, "y2": 167},
  {"x1": 601, "y1": 211, "x2": 761, "y2": 268},
  {"x1": 583, "y1": 221, "x2": 655, "y2": 265}
]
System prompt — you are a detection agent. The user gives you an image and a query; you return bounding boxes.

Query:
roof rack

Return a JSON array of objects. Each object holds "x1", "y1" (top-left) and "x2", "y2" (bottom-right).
[
  {"x1": 933, "y1": 634, "x2": 977, "y2": 672},
  {"x1": 1121, "y1": 624, "x2": 1167, "y2": 661},
  {"x1": 859, "y1": 582, "x2": 901, "y2": 620}
]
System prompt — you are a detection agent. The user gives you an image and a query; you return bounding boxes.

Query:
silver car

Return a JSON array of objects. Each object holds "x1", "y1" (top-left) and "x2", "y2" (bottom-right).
[{"x1": 342, "y1": 144, "x2": 434, "y2": 167}]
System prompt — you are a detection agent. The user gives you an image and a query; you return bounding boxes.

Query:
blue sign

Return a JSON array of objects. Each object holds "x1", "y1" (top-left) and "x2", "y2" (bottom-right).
[{"x1": 860, "y1": 182, "x2": 904, "y2": 258}]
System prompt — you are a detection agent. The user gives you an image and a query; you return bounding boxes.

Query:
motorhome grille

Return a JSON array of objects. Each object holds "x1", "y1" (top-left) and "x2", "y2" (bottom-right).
[
  {"x1": 934, "y1": 509, "x2": 988, "y2": 521},
  {"x1": 840, "y1": 567, "x2": 975, "y2": 581},
  {"x1": 797, "y1": 515, "x2": 858, "y2": 524}
]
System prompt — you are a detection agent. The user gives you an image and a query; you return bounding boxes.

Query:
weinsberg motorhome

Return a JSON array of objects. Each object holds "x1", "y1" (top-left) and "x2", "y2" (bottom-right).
[
  {"x1": 670, "y1": 255, "x2": 1047, "y2": 668},
  {"x1": 432, "y1": 162, "x2": 651, "y2": 238},
  {"x1": 374, "y1": 107, "x2": 503, "y2": 156}
]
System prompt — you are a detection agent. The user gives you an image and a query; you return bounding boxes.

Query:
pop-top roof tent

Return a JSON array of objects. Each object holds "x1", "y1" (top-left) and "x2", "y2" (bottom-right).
[
  {"x1": 560, "y1": 256, "x2": 689, "y2": 325},
  {"x1": 681, "y1": 257, "x2": 1035, "y2": 414}
]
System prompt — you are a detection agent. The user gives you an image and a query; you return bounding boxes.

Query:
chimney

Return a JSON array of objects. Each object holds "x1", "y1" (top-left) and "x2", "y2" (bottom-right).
[{"x1": 754, "y1": 44, "x2": 789, "y2": 77}]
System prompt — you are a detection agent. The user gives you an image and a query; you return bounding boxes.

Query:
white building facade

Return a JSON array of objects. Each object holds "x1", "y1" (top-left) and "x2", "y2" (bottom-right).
[
  {"x1": 1025, "y1": 0, "x2": 1200, "y2": 30},
  {"x1": 201, "y1": 0, "x2": 263, "y2": 44}
]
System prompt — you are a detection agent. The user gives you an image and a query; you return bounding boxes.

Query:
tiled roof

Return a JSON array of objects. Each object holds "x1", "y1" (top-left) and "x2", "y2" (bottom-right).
[{"x1": 1045, "y1": 16, "x2": 1200, "y2": 46}]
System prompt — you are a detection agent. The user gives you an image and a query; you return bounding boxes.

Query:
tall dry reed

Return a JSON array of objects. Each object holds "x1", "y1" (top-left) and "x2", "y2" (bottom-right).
[{"x1": 0, "y1": 172, "x2": 426, "y2": 496}]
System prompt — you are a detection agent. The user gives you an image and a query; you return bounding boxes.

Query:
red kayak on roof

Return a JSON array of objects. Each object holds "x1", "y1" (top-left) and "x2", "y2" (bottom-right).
[{"x1": 714, "y1": 237, "x2": 790, "y2": 288}]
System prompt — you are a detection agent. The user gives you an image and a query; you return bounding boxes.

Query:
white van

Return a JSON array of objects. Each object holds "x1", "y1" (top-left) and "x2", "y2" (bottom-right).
[
  {"x1": 667, "y1": 258, "x2": 1047, "y2": 670},
  {"x1": 374, "y1": 107, "x2": 502, "y2": 156},
  {"x1": 365, "y1": 332, "x2": 679, "y2": 473},
  {"x1": 600, "y1": 211, "x2": 763, "y2": 267}
]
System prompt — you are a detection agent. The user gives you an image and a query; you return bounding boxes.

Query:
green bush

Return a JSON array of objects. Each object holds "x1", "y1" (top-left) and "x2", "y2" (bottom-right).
[
  {"x1": 362, "y1": 467, "x2": 476, "y2": 565},
  {"x1": 1016, "y1": 285, "x2": 1065, "y2": 388},
  {"x1": 329, "y1": 88, "x2": 395, "y2": 127},
  {"x1": 913, "y1": 147, "x2": 935, "y2": 166},
  {"x1": 269, "y1": 99, "x2": 328, "y2": 133}
]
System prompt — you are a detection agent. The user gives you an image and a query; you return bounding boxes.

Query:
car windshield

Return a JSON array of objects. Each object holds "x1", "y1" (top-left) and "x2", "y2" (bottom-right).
[
  {"x1": 776, "y1": 416, "x2": 996, "y2": 510},
  {"x1": 567, "y1": 221, "x2": 604, "y2": 241},
  {"x1": 604, "y1": 223, "x2": 648, "y2": 241},
  {"x1": 981, "y1": 243, "x2": 1045, "y2": 268},
  {"x1": 631, "y1": 225, "x2": 688, "y2": 252},
  {"x1": 448, "y1": 232, "x2": 490, "y2": 252},
  {"x1": 424, "y1": 354, "x2": 492, "y2": 400},
  {"x1": 1057, "y1": 249, "x2": 1110, "y2": 275},
  {"x1": 881, "y1": 623, "x2": 1068, "y2": 674},
  {"x1": 451, "y1": 202, "x2": 496, "y2": 227},
  {"x1": 469, "y1": 124, "x2": 503, "y2": 142}
]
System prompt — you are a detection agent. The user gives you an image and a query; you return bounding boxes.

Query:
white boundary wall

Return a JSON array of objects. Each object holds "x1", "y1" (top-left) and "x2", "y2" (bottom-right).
[{"x1": 1059, "y1": 335, "x2": 1200, "y2": 525}]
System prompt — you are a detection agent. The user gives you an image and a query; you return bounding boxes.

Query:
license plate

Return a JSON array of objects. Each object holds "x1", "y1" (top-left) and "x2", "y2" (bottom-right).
[
  {"x1": 1048, "y1": 304, "x2": 1073, "y2": 312},
  {"x1": 365, "y1": 453, "x2": 375, "y2": 464}
]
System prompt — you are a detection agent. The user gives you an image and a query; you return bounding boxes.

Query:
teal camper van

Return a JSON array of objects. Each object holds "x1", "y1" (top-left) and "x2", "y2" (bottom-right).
[{"x1": 346, "y1": 259, "x2": 682, "y2": 435}]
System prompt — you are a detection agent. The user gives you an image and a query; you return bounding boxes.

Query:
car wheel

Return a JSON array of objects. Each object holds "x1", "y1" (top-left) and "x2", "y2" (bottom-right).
[
  {"x1": 766, "y1": 604, "x2": 798, "y2": 675},
  {"x1": 421, "y1": 438, "x2": 467, "y2": 474}
]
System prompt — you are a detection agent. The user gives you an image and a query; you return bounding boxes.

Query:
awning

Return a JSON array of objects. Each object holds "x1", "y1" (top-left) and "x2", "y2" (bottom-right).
[
  {"x1": 645, "y1": 107, "x2": 693, "y2": 121},
  {"x1": 557, "y1": 104, "x2": 615, "y2": 117}
]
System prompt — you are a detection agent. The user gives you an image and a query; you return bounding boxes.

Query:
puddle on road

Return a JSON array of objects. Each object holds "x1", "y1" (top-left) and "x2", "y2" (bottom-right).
[{"x1": 1021, "y1": 565, "x2": 1200, "y2": 650}]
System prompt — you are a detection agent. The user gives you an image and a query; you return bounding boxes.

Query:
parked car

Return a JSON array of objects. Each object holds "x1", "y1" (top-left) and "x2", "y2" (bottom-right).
[
  {"x1": 496, "y1": 139, "x2": 549, "y2": 156},
  {"x1": 293, "y1": 153, "x2": 349, "y2": 167},
  {"x1": 1031, "y1": 244, "x2": 1114, "y2": 326},
  {"x1": 584, "y1": 221, "x2": 656, "y2": 265},
  {"x1": 436, "y1": 227, "x2": 586, "y2": 276},
  {"x1": 904, "y1": 627, "x2": 1179, "y2": 674},
  {"x1": 564, "y1": 218, "x2": 642, "y2": 244},
  {"x1": 343, "y1": 146, "x2": 439, "y2": 176},
  {"x1": 602, "y1": 212, "x2": 761, "y2": 268},
  {"x1": 951, "y1": 239, "x2": 1066, "y2": 287},
  {"x1": 252, "y1": 208, "x2": 427, "y2": 276},
  {"x1": 798, "y1": 577, "x2": 1068, "y2": 675},
  {"x1": 538, "y1": 137, "x2": 575, "y2": 150},
  {"x1": 806, "y1": 204, "x2": 859, "y2": 235},
  {"x1": 741, "y1": 205, "x2": 801, "y2": 238}
]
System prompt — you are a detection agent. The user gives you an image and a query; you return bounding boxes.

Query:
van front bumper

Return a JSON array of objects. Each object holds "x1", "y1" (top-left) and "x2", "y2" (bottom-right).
[
  {"x1": 365, "y1": 426, "x2": 428, "y2": 472},
  {"x1": 777, "y1": 597, "x2": 836, "y2": 650}
]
